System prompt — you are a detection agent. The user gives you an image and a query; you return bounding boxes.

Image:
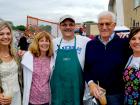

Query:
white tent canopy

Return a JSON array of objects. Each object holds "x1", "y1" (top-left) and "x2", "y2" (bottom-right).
[
  {"x1": 114, "y1": 26, "x2": 130, "y2": 34},
  {"x1": 114, "y1": 25, "x2": 130, "y2": 31}
]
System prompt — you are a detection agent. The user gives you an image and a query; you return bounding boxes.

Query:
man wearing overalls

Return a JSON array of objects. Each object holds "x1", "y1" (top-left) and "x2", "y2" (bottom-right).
[{"x1": 50, "y1": 15, "x2": 90, "y2": 105}]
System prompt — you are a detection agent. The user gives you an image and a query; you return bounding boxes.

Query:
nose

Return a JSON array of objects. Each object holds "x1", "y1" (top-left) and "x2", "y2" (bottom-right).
[
  {"x1": 65, "y1": 25, "x2": 71, "y2": 28},
  {"x1": 102, "y1": 24, "x2": 108, "y2": 29}
]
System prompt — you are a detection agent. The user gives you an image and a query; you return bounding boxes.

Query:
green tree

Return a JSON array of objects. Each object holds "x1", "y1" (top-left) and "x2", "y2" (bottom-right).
[
  {"x1": 39, "y1": 25, "x2": 52, "y2": 33},
  {"x1": 15, "y1": 25, "x2": 26, "y2": 31}
]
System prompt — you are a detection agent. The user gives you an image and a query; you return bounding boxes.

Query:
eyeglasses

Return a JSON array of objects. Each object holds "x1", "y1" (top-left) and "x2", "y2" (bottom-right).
[
  {"x1": 98, "y1": 22, "x2": 114, "y2": 27},
  {"x1": 60, "y1": 23, "x2": 75, "y2": 27}
]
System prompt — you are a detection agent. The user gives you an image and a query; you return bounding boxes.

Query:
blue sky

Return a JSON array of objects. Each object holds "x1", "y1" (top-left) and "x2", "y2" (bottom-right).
[{"x1": 0, "y1": 0, "x2": 109, "y2": 25}]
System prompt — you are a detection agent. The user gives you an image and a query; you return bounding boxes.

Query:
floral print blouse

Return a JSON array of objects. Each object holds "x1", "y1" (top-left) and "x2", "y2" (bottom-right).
[{"x1": 123, "y1": 56, "x2": 140, "y2": 105}]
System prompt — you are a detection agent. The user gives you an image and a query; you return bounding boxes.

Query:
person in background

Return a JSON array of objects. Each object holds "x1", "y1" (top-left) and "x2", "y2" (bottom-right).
[
  {"x1": 0, "y1": 19, "x2": 22, "y2": 105},
  {"x1": 18, "y1": 33, "x2": 29, "y2": 51},
  {"x1": 123, "y1": 27, "x2": 140, "y2": 105},
  {"x1": 79, "y1": 27, "x2": 83, "y2": 35},
  {"x1": 84, "y1": 11, "x2": 131, "y2": 105},
  {"x1": 22, "y1": 31, "x2": 53, "y2": 105},
  {"x1": 50, "y1": 15, "x2": 90, "y2": 105}
]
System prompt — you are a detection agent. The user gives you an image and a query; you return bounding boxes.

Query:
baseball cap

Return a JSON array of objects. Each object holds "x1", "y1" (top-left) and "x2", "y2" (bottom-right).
[{"x1": 59, "y1": 15, "x2": 75, "y2": 24}]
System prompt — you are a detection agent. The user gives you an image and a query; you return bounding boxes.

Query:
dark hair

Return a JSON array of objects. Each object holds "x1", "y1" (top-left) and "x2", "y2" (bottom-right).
[{"x1": 129, "y1": 27, "x2": 140, "y2": 41}]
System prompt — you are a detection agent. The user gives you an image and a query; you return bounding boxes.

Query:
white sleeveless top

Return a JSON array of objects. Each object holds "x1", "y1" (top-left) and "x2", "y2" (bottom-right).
[{"x1": 0, "y1": 59, "x2": 21, "y2": 105}]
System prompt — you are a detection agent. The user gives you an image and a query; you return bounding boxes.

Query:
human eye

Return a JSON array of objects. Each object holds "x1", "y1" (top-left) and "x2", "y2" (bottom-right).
[
  {"x1": 6, "y1": 32, "x2": 11, "y2": 36},
  {"x1": 98, "y1": 23, "x2": 103, "y2": 27},
  {"x1": 61, "y1": 24, "x2": 67, "y2": 27},
  {"x1": 46, "y1": 39, "x2": 49, "y2": 42},
  {"x1": 106, "y1": 23, "x2": 111, "y2": 26},
  {"x1": 69, "y1": 23, "x2": 75, "y2": 27},
  {"x1": 0, "y1": 32, "x2": 4, "y2": 36},
  {"x1": 131, "y1": 37, "x2": 136, "y2": 40}
]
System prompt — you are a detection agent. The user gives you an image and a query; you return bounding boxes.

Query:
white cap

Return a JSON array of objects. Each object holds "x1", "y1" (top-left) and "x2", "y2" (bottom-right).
[{"x1": 59, "y1": 15, "x2": 75, "y2": 24}]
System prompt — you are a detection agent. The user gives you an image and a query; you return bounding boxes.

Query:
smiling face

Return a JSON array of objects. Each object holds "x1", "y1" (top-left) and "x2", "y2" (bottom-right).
[
  {"x1": 130, "y1": 31, "x2": 140, "y2": 55},
  {"x1": 0, "y1": 27, "x2": 12, "y2": 47},
  {"x1": 59, "y1": 19, "x2": 75, "y2": 40},
  {"x1": 98, "y1": 15, "x2": 116, "y2": 41},
  {"x1": 38, "y1": 36, "x2": 50, "y2": 55}
]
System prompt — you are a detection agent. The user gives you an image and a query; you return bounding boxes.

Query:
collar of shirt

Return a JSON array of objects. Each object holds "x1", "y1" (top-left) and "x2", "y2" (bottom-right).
[{"x1": 98, "y1": 33, "x2": 115, "y2": 45}]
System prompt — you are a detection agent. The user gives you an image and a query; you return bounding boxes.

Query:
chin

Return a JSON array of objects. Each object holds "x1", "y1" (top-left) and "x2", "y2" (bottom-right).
[
  {"x1": 134, "y1": 50, "x2": 140, "y2": 52},
  {"x1": 41, "y1": 48, "x2": 49, "y2": 52},
  {"x1": 65, "y1": 33, "x2": 73, "y2": 37},
  {"x1": 2, "y1": 43, "x2": 11, "y2": 46}
]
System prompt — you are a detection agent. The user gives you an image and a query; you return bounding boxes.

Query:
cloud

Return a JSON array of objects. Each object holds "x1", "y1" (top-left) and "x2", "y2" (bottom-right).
[{"x1": 0, "y1": 0, "x2": 109, "y2": 25}]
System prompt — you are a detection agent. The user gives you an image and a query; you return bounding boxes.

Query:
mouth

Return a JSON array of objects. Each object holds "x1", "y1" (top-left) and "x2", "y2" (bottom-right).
[
  {"x1": 41, "y1": 45, "x2": 49, "y2": 49},
  {"x1": 64, "y1": 30, "x2": 73, "y2": 32},
  {"x1": 134, "y1": 45, "x2": 140, "y2": 48},
  {"x1": 1, "y1": 39, "x2": 11, "y2": 43}
]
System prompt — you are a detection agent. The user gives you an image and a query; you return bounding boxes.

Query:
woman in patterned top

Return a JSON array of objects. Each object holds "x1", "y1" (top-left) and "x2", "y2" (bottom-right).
[
  {"x1": 0, "y1": 19, "x2": 22, "y2": 105},
  {"x1": 22, "y1": 31, "x2": 53, "y2": 105},
  {"x1": 123, "y1": 27, "x2": 140, "y2": 105}
]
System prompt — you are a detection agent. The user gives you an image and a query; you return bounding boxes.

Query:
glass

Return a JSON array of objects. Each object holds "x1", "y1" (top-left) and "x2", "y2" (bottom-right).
[
  {"x1": 3, "y1": 81, "x2": 13, "y2": 98},
  {"x1": 97, "y1": 81, "x2": 107, "y2": 105},
  {"x1": 60, "y1": 23, "x2": 75, "y2": 27},
  {"x1": 98, "y1": 22, "x2": 113, "y2": 27},
  {"x1": 98, "y1": 88, "x2": 107, "y2": 105}
]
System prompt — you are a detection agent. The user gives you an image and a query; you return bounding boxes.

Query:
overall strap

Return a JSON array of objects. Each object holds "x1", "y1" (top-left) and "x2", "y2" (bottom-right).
[
  {"x1": 74, "y1": 36, "x2": 76, "y2": 49},
  {"x1": 57, "y1": 38, "x2": 63, "y2": 49},
  {"x1": 58, "y1": 36, "x2": 76, "y2": 49}
]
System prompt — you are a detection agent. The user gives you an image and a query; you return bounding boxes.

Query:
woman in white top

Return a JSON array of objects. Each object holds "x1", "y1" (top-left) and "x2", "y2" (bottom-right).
[
  {"x1": 0, "y1": 19, "x2": 22, "y2": 105},
  {"x1": 22, "y1": 31, "x2": 53, "y2": 105}
]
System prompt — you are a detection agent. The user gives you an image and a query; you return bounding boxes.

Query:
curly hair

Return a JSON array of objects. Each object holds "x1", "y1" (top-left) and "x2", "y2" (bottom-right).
[{"x1": 129, "y1": 27, "x2": 140, "y2": 41}]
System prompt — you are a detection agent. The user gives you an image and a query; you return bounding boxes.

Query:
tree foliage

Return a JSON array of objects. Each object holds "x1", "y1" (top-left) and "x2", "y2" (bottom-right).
[
  {"x1": 39, "y1": 25, "x2": 52, "y2": 33},
  {"x1": 14, "y1": 25, "x2": 26, "y2": 31}
]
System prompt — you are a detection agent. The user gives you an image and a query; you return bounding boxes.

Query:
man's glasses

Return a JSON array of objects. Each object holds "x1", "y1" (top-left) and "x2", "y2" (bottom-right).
[
  {"x1": 60, "y1": 23, "x2": 75, "y2": 27},
  {"x1": 98, "y1": 22, "x2": 114, "y2": 27}
]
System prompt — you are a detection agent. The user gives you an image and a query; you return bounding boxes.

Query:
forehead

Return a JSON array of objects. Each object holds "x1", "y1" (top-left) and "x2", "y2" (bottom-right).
[
  {"x1": 0, "y1": 26, "x2": 10, "y2": 32},
  {"x1": 133, "y1": 31, "x2": 140, "y2": 37},
  {"x1": 98, "y1": 15, "x2": 113, "y2": 23},
  {"x1": 60, "y1": 19, "x2": 75, "y2": 24},
  {"x1": 39, "y1": 36, "x2": 49, "y2": 40}
]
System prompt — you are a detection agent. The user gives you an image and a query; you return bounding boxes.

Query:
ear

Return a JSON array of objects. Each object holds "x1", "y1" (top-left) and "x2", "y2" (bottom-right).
[{"x1": 113, "y1": 22, "x2": 116, "y2": 27}]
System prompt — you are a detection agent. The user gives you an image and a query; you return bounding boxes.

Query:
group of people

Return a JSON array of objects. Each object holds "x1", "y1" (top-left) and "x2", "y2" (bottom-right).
[{"x1": 0, "y1": 10, "x2": 140, "y2": 105}]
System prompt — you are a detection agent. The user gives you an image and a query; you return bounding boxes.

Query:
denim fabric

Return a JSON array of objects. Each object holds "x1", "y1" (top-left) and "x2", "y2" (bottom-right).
[
  {"x1": 106, "y1": 94, "x2": 124, "y2": 105},
  {"x1": 29, "y1": 103, "x2": 49, "y2": 105}
]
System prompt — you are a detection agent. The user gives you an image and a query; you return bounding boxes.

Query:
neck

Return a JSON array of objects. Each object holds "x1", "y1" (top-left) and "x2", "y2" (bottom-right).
[
  {"x1": 40, "y1": 52, "x2": 46, "y2": 58},
  {"x1": 0, "y1": 46, "x2": 10, "y2": 55},
  {"x1": 133, "y1": 52, "x2": 140, "y2": 57},
  {"x1": 101, "y1": 37, "x2": 109, "y2": 43},
  {"x1": 63, "y1": 34, "x2": 74, "y2": 41}
]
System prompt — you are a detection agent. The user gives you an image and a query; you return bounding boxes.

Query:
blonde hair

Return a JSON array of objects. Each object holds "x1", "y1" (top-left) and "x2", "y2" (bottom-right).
[
  {"x1": 28, "y1": 31, "x2": 53, "y2": 57},
  {"x1": 0, "y1": 20, "x2": 18, "y2": 61}
]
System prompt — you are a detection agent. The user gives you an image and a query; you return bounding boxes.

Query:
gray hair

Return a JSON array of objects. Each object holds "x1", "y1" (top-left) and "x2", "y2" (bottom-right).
[{"x1": 97, "y1": 11, "x2": 116, "y2": 22}]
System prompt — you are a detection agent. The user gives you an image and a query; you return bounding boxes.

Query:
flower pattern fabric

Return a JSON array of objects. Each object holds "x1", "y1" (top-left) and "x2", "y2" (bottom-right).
[{"x1": 123, "y1": 65, "x2": 140, "y2": 105}]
